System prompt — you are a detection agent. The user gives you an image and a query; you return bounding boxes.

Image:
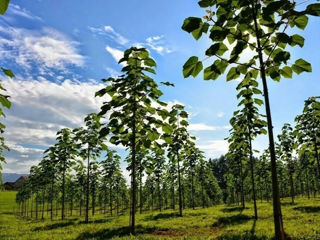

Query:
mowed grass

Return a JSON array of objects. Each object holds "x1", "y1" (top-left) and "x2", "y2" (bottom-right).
[{"x1": 1, "y1": 192, "x2": 320, "y2": 240}]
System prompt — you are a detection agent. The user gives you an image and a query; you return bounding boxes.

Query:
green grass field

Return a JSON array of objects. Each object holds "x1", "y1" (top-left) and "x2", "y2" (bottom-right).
[{"x1": 1, "y1": 191, "x2": 320, "y2": 239}]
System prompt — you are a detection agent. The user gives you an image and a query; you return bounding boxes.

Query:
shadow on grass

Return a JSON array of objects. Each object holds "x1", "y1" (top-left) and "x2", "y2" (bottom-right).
[
  {"x1": 217, "y1": 232, "x2": 268, "y2": 240},
  {"x1": 212, "y1": 214, "x2": 252, "y2": 227},
  {"x1": 293, "y1": 206, "x2": 320, "y2": 213},
  {"x1": 32, "y1": 221, "x2": 75, "y2": 231},
  {"x1": 144, "y1": 212, "x2": 180, "y2": 221},
  {"x1": 78, "y1": 218, "x2": 111, "y2": 224},
  {"x1": 281, "y1": 202, "x2": 297, "y2": 206},
  {"x1": 221, "y1": 207, "x2": 248, "y2": 213},
  {"x1": 76, "y1": 225, "x2": 159, "y2": 240}
]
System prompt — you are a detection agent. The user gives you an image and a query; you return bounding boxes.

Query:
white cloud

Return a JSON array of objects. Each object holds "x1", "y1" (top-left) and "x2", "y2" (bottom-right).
[
  {"x1": 8, "y1": 4, "x2": 43, "y2": 21},
  {"x1": 1, "y1": 77, "x2": 108, "y2": 173},
  {"x1": 105, "y1": 45, "x2": 124, "y2": 64},
  {"x1": 89, "y1": 25, "x2": 129, "y2": 45},
  {"x1": 145, "y1": 35, "x2": 173, "y2": 55},
  {"x1": 0, "y1": 26, "x2": 84, "y2": 72},
  {"x1": 188, "y1": 123, "x2": 218, "y2": 131},
  {"x1": 198, "y1": 140, "x2": 229, "y2": 158}
]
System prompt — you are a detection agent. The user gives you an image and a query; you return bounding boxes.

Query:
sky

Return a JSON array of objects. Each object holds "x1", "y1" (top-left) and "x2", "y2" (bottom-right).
[{"x1": 0, "y1": 0, "x2": 319, "y2": 175}]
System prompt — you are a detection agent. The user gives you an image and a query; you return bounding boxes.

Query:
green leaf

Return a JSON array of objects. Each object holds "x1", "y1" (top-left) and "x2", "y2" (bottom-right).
[
  {"x1": 0, "y1": 0, "x2": 10, "y2": 15},
  {"x1": 198, "y1": 0, "x2": 215, "y2": 7},
  {"x1": 291, "y1": 34, "x2": 304, "y2": 48},
  {"x1": 292, "y1": 59, "x2": 312, "y2": 74},
  {"x1": 144, "y1": 58, "x2": 157, "y2": 67},
  {"x1": 192, "y1": 22, "x2": 209, "y2": 40},
  {"x1": 182, "y1": 17, "x2": 202, "y2": 33},
  {"x1": 294, "y1": 15, "x2": 309, "y2": 30},
  {"x1": 0, "y1": 95, "x2": 11, "y2": 108},
  {"x1": 183, "y1": 56, "x2": 203, "y2": 78},
  {"x1": 147, "y1": 132, "x2": 159, "y2": 141},
  {"x1": 1, "y1": 68, "x2": 14, "y2": 78},
  {"x1": 226, "y1": 67, "x2": 240, "y2": 81},
  {"x1": 205, "y1": 43, "x2": 228, "y2": 56},
  {"x1": 306, "y1": 3, "x2": 320, "y2": 16},
  {"x1": 280, "y1": 66, "x2": 292, "y2": 79}
]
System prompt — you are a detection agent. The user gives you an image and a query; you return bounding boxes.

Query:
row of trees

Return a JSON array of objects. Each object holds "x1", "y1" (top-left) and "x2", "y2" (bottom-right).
[
  {"x1": 16, "y1": 47, "x2": 222, "y2": 233},
  {"x1": 181, "y1": 0, "x2": 320, "y2": 239}
]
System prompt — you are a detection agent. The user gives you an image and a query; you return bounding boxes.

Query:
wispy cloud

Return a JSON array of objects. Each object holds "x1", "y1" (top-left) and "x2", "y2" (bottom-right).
[
  {"x1": 145, "y1": 35, "x2": 173, "y2": 55},
  {"x1": 0, "y1": 26, "x2": 85, "y2": 74},
  {"x1": 105, "y1": 45, "x2": 124, "y2": 64},
  {"x1": 89, "y1": 25, "x2": 129, "y2": 45},
  {"x1": 8, "y1": 4, "x2": 43, "y2": 21}
]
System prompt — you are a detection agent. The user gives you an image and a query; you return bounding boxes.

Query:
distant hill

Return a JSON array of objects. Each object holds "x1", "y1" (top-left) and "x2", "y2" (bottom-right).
[{"x1": 2, "y1": 173, "x2": 28, "y2": 183}]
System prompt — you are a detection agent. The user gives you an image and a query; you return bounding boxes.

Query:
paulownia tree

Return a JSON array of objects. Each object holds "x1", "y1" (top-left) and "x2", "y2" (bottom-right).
[
  {"x1": 54, "y1": 128, "x2": 77, "y2": 220},
  {"x1": 278, "y1": 123, "x2": 296, "y2": 204},
  {"x1": 74, "y1": 113, "x2": 105, "y2": 223},
  {"x1": 295, "y1": 97, "x2": 320, "y2": 187},
  {"x1": 182, "y1": 1, "x2": 320, "y2": 238},
  {"x1": 96, "y1": 47, "x2": 170, "y2": 233}
]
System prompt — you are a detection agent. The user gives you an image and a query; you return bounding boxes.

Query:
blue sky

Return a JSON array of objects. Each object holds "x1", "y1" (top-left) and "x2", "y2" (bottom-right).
[{"x1": 0, "y1": 0, "x2": 319, "y2": 174}]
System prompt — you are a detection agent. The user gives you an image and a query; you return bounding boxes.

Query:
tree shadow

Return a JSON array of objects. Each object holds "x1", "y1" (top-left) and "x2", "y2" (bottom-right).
[
  {"x1": 217, "y1": 232, "x2": 268, "y2": 240},
  {"x1": 212, "y1": 214, "x2": 252, "y2": 227},
  {"x1": 78, "y1": 218, "x2": 111, "y2": 224},
  {"x1": 76, "y1": 225, "x2": 158, "y2": 240},
  {"x1": 293, "y1": 206, "x2": 320, "y2": 213},
  {"x1": 144, "y1": 212, "x2": 180, "y2": 221},
  {"x1": 281, "y1": 202, "x2": 297, "y2": 206},
  {"x1": 221, "y1": 207, "x2": 248, "y2": 213},
  {"x1": 32, "y1": 221, "x2": 75, "y2": 231}
]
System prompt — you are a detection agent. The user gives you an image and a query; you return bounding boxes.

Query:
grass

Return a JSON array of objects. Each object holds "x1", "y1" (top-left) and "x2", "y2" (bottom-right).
[{"x1": 1, "y1": 191, "x2": 320, "y2": 239}]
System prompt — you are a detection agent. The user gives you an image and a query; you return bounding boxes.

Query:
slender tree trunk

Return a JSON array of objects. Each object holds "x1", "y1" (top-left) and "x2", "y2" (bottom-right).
[
  {"x1": 51, "y1": 181, "x2": 54, "y2": 220},
  {"x1": 130, "y1": 86, "x2": 137, "y2": 234},
  {"x1": 31, "y1": 194, "x2": 33, "y2": 218},
  {"x1": 289, "y1": 163, "x2": 295, "y2": 204},
  {"x1": 191, "y1": 171, "x2": 195, "y2": 210},
  {"x1": 201, "y1": 184, "x2": 205, "y2": 208},
  {"x1": 62, "y1": 161, "x2": 66, "y2": 220},
  {"x1": 177, "y1": 154, "x2": 183, "y2": 217},
  {"x1": 314, "y1": 140, "x2": 320, "y2": 189},
  {"x1": 140, "y1": 171, "x2": 143, "y2": 214},
  {"x1": 41, "y1": 189, "x2": 45, "y2": 220},
  {"x1": 249, "y1": 136, "x2": 258, "y2": 219},
  {"x1": 36, "y1": 193, "x2": 38, "y2": 220},
  {"x1": 306, "y1": 167, "x2": 310, "y2": 199},
  {"x1": 171, "y1": 185, "x2": 175, "y2": 210},
  {"x1": 251, "y1": 2, "x2": 285, "y2": 239},
  {"x1": 92, "y1": 181, "x2": 95, "y2": 216},
  {"x1": 158, "y1": 176, "x2": 162, "y2": 212},
  {"x1": 109, "y1": 184, "x2": 112, "y2": 216},
  {"x1": 85, "y1": 148, "x2": 90, "y2": 223},
  {"x1": 239, "y1": 159, "x2": 245, "y2": 209}
]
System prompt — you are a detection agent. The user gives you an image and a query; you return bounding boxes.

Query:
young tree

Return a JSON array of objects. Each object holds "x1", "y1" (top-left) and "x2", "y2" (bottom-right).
[
  {"x1": 181, "y1": 1, "x2": 320, "y2": 238},
  {"x1": 54, "y1": 128, "x2": 76, "y2": 220},
  {"x1": 96, "y1": 47, "x2": 169, "y2": 233},
  {"x1": 278, "y1": 123, "x2": 296, "y2": 203},
  {"x1": 74, "y1": 113, "x2": 104, "y2": 223},
  {"x1": 166, "y1": 104, "x2": 192, "y2": 217}
]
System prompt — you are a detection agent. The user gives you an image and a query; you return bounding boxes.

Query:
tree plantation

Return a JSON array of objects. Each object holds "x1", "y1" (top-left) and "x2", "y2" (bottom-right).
[{"x1": 1, "y1": 0, "x2": 320, "y2": 239}]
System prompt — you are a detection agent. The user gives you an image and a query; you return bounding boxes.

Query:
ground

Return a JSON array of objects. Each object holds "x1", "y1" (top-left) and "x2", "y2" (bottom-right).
[{"x1": 0, "y1": 192, "x2": 320, "y2": 240}]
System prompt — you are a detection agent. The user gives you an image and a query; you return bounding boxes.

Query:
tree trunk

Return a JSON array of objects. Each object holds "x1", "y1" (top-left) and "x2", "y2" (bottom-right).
[
  {"x1": 62, "y1": 161, "x2": 66, "y2": 220},
  {"x1": 191, "y1": 171, "x2": 195, "y2": 210},
  {"x1": 85, "y1": 148, "x2": 90, "y2": 223},
  {"x1": 41, "y1": 189, "x2": 45, "y2": 220},
  {"x1": 109, "y1": 184, "x2": 113, "y2": 216},
  {"x1": 251, "y1": 2, "x2": 285, "y2": 239},
  {"x1": 177, "y1": 154, "x2": 183, "y2": 217},
  {"x1": 249, "y1": 136, "x2": 258, "y2": 219}
]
